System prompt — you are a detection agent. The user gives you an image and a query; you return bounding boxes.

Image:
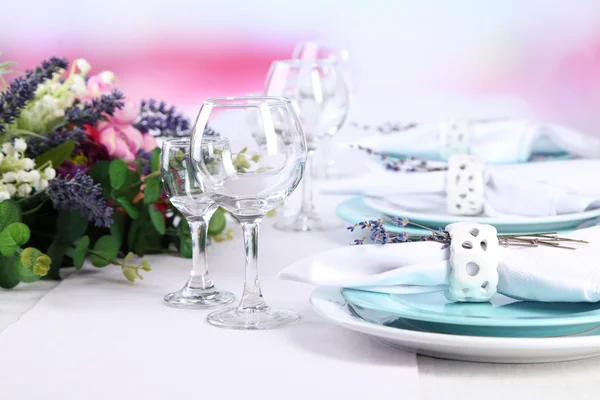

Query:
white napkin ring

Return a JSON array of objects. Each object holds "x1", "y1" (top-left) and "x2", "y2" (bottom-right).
[
  {"x1": 439, "y1": 117, "x2": 471, "y2": 160},
  {"x1": 446, "y1": 154, "x2": 485, "y2": 215},
  {"x1": 445, "y1": 222, "x2": 500, "y2": 303}
]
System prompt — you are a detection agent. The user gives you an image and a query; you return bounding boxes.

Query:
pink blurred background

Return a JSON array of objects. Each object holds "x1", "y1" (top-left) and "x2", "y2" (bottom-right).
[{"x1": 3, "y1": 0, "x2": 600, "y2": 135}]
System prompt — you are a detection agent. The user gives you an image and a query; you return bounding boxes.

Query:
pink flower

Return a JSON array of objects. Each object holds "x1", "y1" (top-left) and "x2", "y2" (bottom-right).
[
  {"x1": 141, "y1": 134, "x2": 157, "y2": 152},
  {"x1": 112, "y1": 98, "x2": 140, "y2": 125},
  {"x1": 79, "y1": 72, "x2": 116, "y2": 102},
  {"x1": 98, "y1": 124, "x2": 144, "y2": 162}
]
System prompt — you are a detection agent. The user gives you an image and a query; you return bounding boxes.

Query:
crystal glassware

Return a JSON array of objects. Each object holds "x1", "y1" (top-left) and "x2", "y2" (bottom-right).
[
  {"x1": 292, "y1": 41, "x2": 355, "y2": 180},
  {"x1": 160, "y1": 138, "x2": 235, "y2": 308},
  {"x1": 264, "y1": 59, "x2": 350, "y2": 231},
  {"x1": 190, "y1": 96, "x2": 307, "y2": 329}
]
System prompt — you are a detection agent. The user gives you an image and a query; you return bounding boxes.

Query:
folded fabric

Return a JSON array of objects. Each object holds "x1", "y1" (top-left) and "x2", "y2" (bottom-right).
[
  {"x1": 280, "y1": 226, "x2": 600, "y2": 302},
  {"x1": 350, "y1": 119, "x2": 600, "y2": 163},
  {"x1": 322, "y1": 159, "x2": 600, "y2": 217}
]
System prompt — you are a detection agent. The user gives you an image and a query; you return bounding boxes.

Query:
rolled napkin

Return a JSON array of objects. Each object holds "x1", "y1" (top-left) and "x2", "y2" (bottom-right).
[
  {"x1": 322, "y1": 159, "x2": 600, "y2": 217},
  {"x1": 350, "y1": 118, "x2": 600, "y2": 163},
  {"x1": 280, "y1": 225, "x2": 600, "y2": 302}
]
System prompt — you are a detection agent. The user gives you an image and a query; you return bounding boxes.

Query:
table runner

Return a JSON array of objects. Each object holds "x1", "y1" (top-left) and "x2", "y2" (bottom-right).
[{"x1": 0, "y1": 207, "x2": 419, "y2": 400}]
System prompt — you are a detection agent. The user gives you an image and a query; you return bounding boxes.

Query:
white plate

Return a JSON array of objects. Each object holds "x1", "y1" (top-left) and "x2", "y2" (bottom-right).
[
  {"x1": 364, "y1": 197, "x2": 600, "y2": 233},
  {"x1": 310, "y1": 287, "x2": 600, "y2": 363}
]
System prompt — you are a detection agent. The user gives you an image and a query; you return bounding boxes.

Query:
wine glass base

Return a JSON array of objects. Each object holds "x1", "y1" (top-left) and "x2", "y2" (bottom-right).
[
  {"x1": 206, "y1": 307, "x2": 300, "y2": 330},
  {"x1": 164, "y1": 287, "x2": 235, "y2": 309},
  {"x1": 274, "y1": 212, "x2": 343, "y2": 232}
]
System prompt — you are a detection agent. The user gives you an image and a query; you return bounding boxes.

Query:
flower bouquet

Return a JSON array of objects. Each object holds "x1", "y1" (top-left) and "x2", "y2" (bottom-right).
[{"x1": 0, "y1": 56, "x2": 231, "y2": 288}]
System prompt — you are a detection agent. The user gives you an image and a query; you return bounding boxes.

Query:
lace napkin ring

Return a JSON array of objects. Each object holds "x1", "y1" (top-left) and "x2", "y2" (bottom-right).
[
  {"x1": 446, "y1": 154, "x2": 485, "y2": 215},
  {"x1": 445, "y1": 222, "x2": 500, "y2": 302},
  {"x1": 439, "y1": 117, "x2": 471, "y2": 160}
]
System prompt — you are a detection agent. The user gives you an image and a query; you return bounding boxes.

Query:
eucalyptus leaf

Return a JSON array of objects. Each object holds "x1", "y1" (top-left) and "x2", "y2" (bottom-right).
[
  {"x1": 0, "y1": 200, "x2": 21, "y2": 231},
  {"x1": 46, "y1": 242, "x2": 68, "y2": 280},
  {"x1": 144, "y1": 178, "x2": 162, "y2": 204},
  {"x1": 109, "y1": 212, "x2": 126, "y2": 247},
  {"x1": 88, "y1": 161, "x2": 112, "y2": 198},
  {"x1": 116, "y1": 197, "x2": 139, "y2": 219},
  {"x1": 0, "y1": 223, "x2": 30, "y2": 256},
  {"x1": 34, "y1": 140, "x2": 75, "y2": 169},
  {"x1": 151, "y1": 148, "x2": 161, "y2": 173},
  {"x1": 73, "y1": 236, "x2": 90, "y2": 270},
  {"x1": 148, "y1": 205, "x2": 166, "y2": 235},
  {"x1": 14, "y1": 257, "x2": 41, "y2": 283},
  {"x1": 0, "y1": 256, "x2": 19, "y2": 288},
  {"x1": 90, "y1": 235, "x2": 119, "y2": 267},
  {"x1": 208, "y1": 208, "x2": 226, "y2": 236},
  {"x1": 109, "y1": 159, "x2": 129, "y2": 190},
  {"x1": 56, "y1": 211, "x2": 88, "y2": 243}
]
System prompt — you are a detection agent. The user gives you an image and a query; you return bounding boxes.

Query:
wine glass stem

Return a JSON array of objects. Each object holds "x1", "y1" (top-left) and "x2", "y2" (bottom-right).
[
  {"x1": 300, "y1": 150, "x2": 316, "y2": 215},
  {"x1": 238, "y1": 220, "x2": 267, "y2": 311},
  {"x1": 187, "y1": 213, "x2": 215, "y2": 291}
]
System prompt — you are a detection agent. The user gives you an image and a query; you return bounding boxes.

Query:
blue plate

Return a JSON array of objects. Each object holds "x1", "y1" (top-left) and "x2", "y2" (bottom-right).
[
  {"x1": 336, "y1": 197, "x2": 431, "y2": 235},
  {"x1": 342, "y1": 289, "x2": 600, "y2": 338}
]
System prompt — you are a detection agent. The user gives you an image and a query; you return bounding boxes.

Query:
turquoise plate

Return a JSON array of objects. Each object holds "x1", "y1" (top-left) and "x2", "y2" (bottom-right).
[
  {"x1": 342, "y1": 289, "x2": 600, "y2": 338},
  {"x1": 336, "y1": 197, "x2": 431, "y2": 235}
]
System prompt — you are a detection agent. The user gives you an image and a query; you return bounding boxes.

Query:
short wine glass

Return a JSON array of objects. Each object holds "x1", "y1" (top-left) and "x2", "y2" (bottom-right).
[
  {"x1": 161, "y1": 138, "x2": 235, "y2": 308},
  {"x1": 190, "y1": 96, "x2": 306, "y2": 330},
  {"x1": 265, "y1": 59, "x2": 350, "y2": 231},
  {"x1": 292, "y1": 41, "x2": 354, "y2": 180}
]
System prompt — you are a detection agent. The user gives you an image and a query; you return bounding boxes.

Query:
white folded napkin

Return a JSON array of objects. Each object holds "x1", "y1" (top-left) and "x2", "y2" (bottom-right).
[
  {"x1": 351, "y1": 119, "x2": 600, "y2": 163},
  {"x1": 280, "y1": 226, "x2": 600, "y2": 302},
  {"x1": 322, "y1": 159, "x2": 600, "y2": 217}
]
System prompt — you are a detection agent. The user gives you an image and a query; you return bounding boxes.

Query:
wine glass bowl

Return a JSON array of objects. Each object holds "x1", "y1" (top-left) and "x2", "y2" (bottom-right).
[{"x1": 190, "y1": 96, "x2": 307, "y2": 329}]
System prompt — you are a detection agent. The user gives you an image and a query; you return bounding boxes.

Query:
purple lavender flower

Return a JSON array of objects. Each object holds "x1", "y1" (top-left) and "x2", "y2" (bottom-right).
[
  {"x1": 134, "y1": 99, "x2": 190, "y2": 137},
  {"x1": 0, "y1": 57, "x2": 68, "y2": 133},
  {"x1": 47, "y1": 172, "x2": 114, "y2": 227},
  {"x1": 64, "y1": 90, "x2": 125, "y2": 126},
  {"x1": 26, "y1": 127, "x2": 87, "y2": 157}
]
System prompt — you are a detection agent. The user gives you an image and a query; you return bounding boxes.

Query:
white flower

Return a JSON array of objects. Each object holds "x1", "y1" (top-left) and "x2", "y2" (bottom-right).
[
  {"x1": 44, "y1": 167, "x2": 56, "y2": 180},
  {"x1": 22, "y1": 158, "x2": 35, "y2": 171},
  {"x1": 28, "y1": 170, "x2": 41, "y2": 182},
  {"x1": 2, "y1": 172, "x2": 17, "y2": 183},
  {"x1": 13, "y1": 138, "x2": 27, "y2": 153},
  {"x1": 17, "y1": 170, "x2": 30, "y2": 183},
  {"x1": 75, "y1": 58, "x2": 92, "y2": 75},
  {"x1": 2, "y1": 143, "x2": 14, "y2": 156},
  {"x1": 70, "y1": 75, "x2": 87, "y2": 95},
  {"x1": 38, "y1": 179, "x2": 49, "y2": 190},
  {"x1": 0, "y1": 191, "x2": 10, "y2": 202},
  {"x1": 0, "y1": 152, "x2": 4, "y2": 164},
  {"x1": 17, "y1": 184, "x2": 32, "y2": 197},
  {"x1": 5, "y1": 184, "x2": 16, "y2": 196},
  {"x1": 99, "y1": 71, "x2": 115, "y2": 83}
]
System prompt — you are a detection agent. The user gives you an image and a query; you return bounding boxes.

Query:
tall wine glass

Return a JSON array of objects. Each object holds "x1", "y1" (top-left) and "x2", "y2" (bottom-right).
[
  {"x1": 293, "y1": 41, "x2": 354, "y2": 180},
  {"x1": 190, "y1": 96, "x2": 306, "y2": 330},
  {"x1": 161, "y1": 138, "x2": 235, "y2": 308},
  {"x1": 265, "y1": 59, "x2": 349, "y2": 231}
]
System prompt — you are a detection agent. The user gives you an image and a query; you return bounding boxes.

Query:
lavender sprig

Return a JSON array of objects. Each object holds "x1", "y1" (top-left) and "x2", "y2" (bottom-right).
[
  {"x1": 64, "y1": 90, "x2": 125, "y2": 126},
  {"x1": 47, "y1": 172, "x2": 114, "y2": 228},
  {"x1": 134, "y1": 99, "x2": 190, "y2": 137},
  {"x1": 347, "y1": 218, "x2": 588, "y2": 250},
  {"x1": 351, "y1": 145, "x2": 448, "y2": 173},
  {"x1": 26, "y1": 126, "x2": 87, "y2": 157},
  {"x1": 0, "y1": 57, "x2": 68, "y2": 133}
]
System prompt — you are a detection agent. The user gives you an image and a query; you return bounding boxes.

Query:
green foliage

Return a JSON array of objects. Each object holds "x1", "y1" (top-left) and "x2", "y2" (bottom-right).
[
  {"x1": 208, "y1": 208, "x2": 226, "y2": 236},
  {"x1": 0, "y1": 222, "x2": 30, "y2": 256},
  {"x1": 0, "y1": 256, "x2": 19, "y2": 289},
  {"x1": 109, "y1": 212, "x2": 126, "y2": 248},
  {"x1": 15, "y1": 256, "x2": 41, "y2": 283},
  {"x1": 72, "y1": 236, "x2": 90, "y2": 270},
  {"x1": 144, "y1": 178, "x2": 161, "y2": 204},
  {"x1": 116, "y1": 197, "x2": 139, "y2": 219},
  {"x1": 20, "y1": 247, "x2": 50, "y2": 277},
  {"x1": 148, "y1": 205, "x2": 165, "y2": 235},
  {"x1": 151, "y1": 148, "x2": 161, "y2": 172},
  {"x1": 34, "y1": 140, "x2": 75, "y2": 170},
  {"x1": 46, "y1": 242, "x2": 68, "y2": 280},
  {"x1": 90, "y1": 235, "x2": 119, "y2": 267},
  {"x1": 109, "y1": 159, "x2": 129, "y2": 190},
  {"x1": 0, "y1": 200, "x2": 21, "y2": 231},
  {"x1": 177, "y1": 218, "x2": 192, "y2": 258}
]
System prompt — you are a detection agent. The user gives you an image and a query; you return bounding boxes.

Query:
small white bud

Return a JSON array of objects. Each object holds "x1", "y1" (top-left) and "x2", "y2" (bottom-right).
[
  {"x1": 5, "y1": 184, "x2": 16, "y2": 196},
  {"x1": 22, "y1": 158, "x2": 35, "y2": 170},
  {"x1": 98, "y1": 71, "x2": 115, "y2": 83},
  {"x1": 75, "y1": 58, "x2": 92, "y2": 75},
  {"x1": 17, "y1": 170, "x2": 30, "y2": 183},
  {"x1": 17, "y1": 184, "x2": 32, "y2": 197},
  {"x1": 2, "y1": 143, "x2": 14, "y2": 155},
  {"x1": 39, "y1": 179, "x2": 49, "y2": 190},
  {"x1": 0, "y1": 191, "x2": 10, "y2": 201},
  {"x1": 2, "y1": 172, "x2": 17, "y2": 183},
  {"x1": 44, "y1": 167, "x2": 56, "y2": 180},
  {"x1": 13, "y1": 138, "x2": 27, "y2": 153},
  {"x1": 70, "y1": 75, "x2": 87, "y2": 95},
  {"x1": 28, "y1": 170, "x2": 41, "y2": 182}
]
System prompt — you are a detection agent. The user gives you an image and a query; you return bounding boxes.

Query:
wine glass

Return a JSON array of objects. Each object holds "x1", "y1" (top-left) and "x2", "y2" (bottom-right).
[
  {"x1": 161, "y1": 138, "x2": 235, "y2": 308},
  {"x1": 293, "y1": 41, "x2": 355, "y2": 180},
  {"x1": 264, "y1": 59, "x2": 350, "y2": 231},
  {"x1": 190, "y1": 96, "x2": 306, "y2": 330}
]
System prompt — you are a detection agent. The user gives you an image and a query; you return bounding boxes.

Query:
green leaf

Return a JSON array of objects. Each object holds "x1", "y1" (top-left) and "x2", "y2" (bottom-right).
[
  {"x1": 143, "y1": 177, "x2": 161, "y2": 204},
  {"x1": 116, "y1": 197, "x2": 139, "y2": 219},
  {"x1": 34, "y1": 140, "x2": 74, "y2": 169},
  {"x1": 151, "y1": 148, "x2": 161, "y2": 173},
  {"x1": 109, "y1": 212, "x2": 126, "y2": 248},
  {"x1": 90, "y1": 235, "x2": 119, "y2": 267},
  {"x1": 46, "y1": 242, "x2": 68, "y2": 280},
  {"x1": 88, "y1": 161, "x2": 112, "y2": 198},
  {"x1": 0, "y1": 256, "x2": 19, "y2": 288},
  {"x1": 148, "y1": 205, "x2": 166, "y2": 235},
  {"x1": 128, "y1": 218, "x2": 146, "y2": 256},
  {"x1": 208, "y1": 208, "x2": 226, "y2": 236},
  {"x1": 56, "y1": 211, "x2": 88, "y2": 243},
  {"x1": 177, "y1": 219, "x2": 192, "y2": 258},
  {"x1": 14, "y1": 257, "x2": 41, "y2": 283},
  {"x1": 0, "y1": 223, "x2": 30, "y2": 256},
  {"x1": 0, "y1": 200, "x2": 21, "y2": 231},
  {"x1": 72, "y1": 236, "x2": 90, "y2": 270},
  {"x1": 109, "y1": 159, "x2": 129, "y2": 190}
]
